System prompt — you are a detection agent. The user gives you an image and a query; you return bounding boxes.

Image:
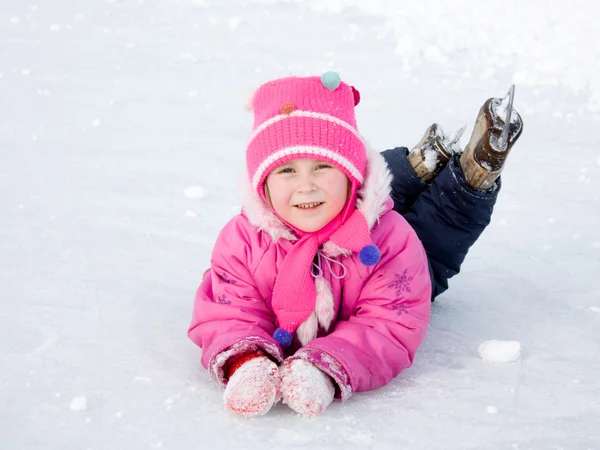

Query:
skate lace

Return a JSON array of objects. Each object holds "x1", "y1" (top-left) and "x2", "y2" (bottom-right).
[{"x1": 312, "y1": 251, "x2": 347, "y2": 280}]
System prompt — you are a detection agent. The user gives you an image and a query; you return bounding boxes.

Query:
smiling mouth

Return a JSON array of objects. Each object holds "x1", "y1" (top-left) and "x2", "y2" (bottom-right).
[{"x1": 295, "y1": 202, "x2": 323, "y2": 209}]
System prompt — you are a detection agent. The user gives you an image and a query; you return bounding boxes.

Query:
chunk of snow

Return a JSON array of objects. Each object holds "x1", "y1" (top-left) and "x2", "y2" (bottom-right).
[
  {"x1": 49, "y1": 24, "x2": 61, "y2": 31},
  {"x1": 478, "y1": 340, "x2": 522, "y2": 362},
  {"x1": 422, "y1": 148, "x2": 439, "y2": 172},
  {"x1": 486, "y1": 405, "x2": 499, "y2": 414},
  {"x1": 184, "y1": 186, "x2": 207, "y2": 200},
  {"x1": 69, "y1": 396, "x2": 88, "y2": 411},
  {"x1": 589, "y1": 306, "x2": 600, "y2": 313},
  {"x1": 185, "y1": 210, "x2": 197, "y2": 218}
]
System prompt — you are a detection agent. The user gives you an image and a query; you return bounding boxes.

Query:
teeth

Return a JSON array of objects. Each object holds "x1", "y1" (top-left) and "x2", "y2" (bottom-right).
[{"x1": 297, "y1": 202, "x2": 321, "y2": 209}]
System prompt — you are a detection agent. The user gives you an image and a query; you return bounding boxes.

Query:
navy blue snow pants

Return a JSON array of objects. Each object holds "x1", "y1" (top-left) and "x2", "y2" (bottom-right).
[{"x1": 381, "y1": 147, "x2": 499, "y2": 300}]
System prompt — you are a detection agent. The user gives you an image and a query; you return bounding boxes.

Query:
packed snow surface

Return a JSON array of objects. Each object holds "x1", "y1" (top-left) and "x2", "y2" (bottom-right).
[{"x1": 2, "y1": 0, "x2": 600, "y2": 449}]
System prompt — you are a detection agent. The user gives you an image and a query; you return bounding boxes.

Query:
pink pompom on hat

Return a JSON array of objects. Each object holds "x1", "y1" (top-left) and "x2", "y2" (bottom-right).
[{"x1": 246, "y1": 72, "x2": 381, "y2": 348}]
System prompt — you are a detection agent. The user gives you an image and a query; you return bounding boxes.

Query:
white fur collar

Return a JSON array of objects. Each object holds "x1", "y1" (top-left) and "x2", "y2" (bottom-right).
[{"x1": 241, "y1": 145, "x2": 393, "y2": 254}]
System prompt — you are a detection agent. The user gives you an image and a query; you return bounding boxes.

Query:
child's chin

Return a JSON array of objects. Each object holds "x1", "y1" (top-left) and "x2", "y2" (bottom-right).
[{"x1": 293, "y1": 218, "x2": 333, "y2": 233}]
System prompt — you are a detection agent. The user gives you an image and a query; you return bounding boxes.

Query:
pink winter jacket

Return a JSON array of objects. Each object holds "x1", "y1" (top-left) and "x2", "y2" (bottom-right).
[{"x1": 188, "y1": 151, "x2": 432, "y2": 401}]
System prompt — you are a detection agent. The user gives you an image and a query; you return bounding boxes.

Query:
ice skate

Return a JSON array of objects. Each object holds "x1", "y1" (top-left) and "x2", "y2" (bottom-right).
[
  {"x1": 460, "y1": 85, "x2": 524, "y2": 190},
  {"x1": 408, "y1": 123, "x2": 465, "y2": 182}
]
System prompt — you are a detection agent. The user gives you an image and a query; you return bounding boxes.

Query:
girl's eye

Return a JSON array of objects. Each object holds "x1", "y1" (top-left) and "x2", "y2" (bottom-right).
[
  {"x1": 279, "y1": 168, "x2": 294, "y2": 173},
  {"x1": 315, "y1": 164, "x2": 330, "y2": 170}
]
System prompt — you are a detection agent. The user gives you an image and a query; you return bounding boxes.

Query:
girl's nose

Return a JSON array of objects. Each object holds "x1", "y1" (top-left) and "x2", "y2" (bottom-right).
[{"x1": 296, "y1": 174, "x2": 317, "y2": 193}]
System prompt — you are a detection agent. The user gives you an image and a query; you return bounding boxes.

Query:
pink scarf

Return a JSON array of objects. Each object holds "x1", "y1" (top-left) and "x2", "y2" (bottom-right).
[{"x1": 270, "y1": 195, "x2": 379, "y2": 347}]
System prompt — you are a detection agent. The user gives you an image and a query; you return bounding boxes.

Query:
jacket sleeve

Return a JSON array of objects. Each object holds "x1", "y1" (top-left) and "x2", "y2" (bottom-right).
[
  {"x1": 291, "y1": 213, "x2": 432, "y2": 401},
  {"x1": 187, "y1": 215, "x2": 283, "y2": 386}
]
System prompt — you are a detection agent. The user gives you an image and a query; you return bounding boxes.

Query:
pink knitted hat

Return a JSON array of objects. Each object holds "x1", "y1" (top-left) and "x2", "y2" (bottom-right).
[
  {"x1": 246, "y1": 72, "x2": 380, "y2": 348},
  {"x1": 247, "y1": 72, "x2": 365, "y2": 199}
]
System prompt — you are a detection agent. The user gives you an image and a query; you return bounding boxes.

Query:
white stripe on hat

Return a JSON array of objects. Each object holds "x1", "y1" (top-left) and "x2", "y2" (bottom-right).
[
  {"x1": 252, "y1": 146, "x2": 364, "y2": 190},
  {"x1": 248, "y1": 110, "x2": 362, "y2": 145}
]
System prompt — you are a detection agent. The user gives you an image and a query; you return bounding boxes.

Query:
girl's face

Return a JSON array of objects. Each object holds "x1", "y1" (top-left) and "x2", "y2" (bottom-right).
[{"x1": 265, "y1": 158, "x2": 349, "y2": 233}]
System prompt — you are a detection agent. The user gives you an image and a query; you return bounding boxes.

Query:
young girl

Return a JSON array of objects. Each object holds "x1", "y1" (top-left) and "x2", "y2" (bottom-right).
[{"x1": 188, "y1": 72, "x2": 523, "y2": 417}]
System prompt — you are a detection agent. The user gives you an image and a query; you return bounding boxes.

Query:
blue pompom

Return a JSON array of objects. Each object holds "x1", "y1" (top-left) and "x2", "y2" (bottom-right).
[
  {"x1": 273, "y1": 328, "x2": 293, "y2": 348},
  {"x1": 321, "y1": 71, "x2": 341, "y2": 91},
  {"x1": 359, "y1": 244, "x2": 381, "y2": 266}
]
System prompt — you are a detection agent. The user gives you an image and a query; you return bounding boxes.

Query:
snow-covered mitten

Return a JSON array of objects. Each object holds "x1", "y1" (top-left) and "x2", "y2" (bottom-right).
[
  {"x1": 460, "y1": 85, "x2": 523, "y2": 190},
  {"x1": 223, "y1": 351, "x2": 281, "y2": 417},
  {"x1": 280, "y1": 358, "x2": 335, "y2": 416}
]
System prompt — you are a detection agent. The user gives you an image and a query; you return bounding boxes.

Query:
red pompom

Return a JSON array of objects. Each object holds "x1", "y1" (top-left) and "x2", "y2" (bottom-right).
[{"x1": 351, "y1": 86, "x2": 361, "y2": 106}]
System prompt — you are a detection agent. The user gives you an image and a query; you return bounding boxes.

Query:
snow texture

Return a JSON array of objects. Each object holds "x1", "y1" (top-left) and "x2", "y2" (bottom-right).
[
  {"x1": 69, "y1": 396, "x2": 88, "y2": 412},
  {"x1": 478, "y1": 340, "x2": 522, "y2": 363},
  {"x1": 183, "y1": 186, "x2": 207, "y2": 200},
  {"x1": 2, "y1": 0, "x2": 600, "y2": 449},
  {"x1": 422, "y1": 148, "x2": 440, "y2": 172}
]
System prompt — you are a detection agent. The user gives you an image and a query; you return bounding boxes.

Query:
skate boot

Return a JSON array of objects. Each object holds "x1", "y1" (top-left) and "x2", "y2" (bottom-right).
[
  {"x1": 460, "y1": 85, "x2": 524, "y2": 190},
  {"x1": 408, "y1": 123, "x2": 465, "y2": 182}
]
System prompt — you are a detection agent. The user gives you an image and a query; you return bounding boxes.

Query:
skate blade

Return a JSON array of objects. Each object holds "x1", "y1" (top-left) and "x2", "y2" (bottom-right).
[
  {"x1": 491, "y1": 84, "x2": 515, "y2": 151},
  {"x1": 445, "y1": 125, "x2": 466, "y2": 150}
]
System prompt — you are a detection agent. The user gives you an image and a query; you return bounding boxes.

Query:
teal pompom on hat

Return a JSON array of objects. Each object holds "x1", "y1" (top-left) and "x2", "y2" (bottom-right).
[{"x1": 320, "y1": 71, "x2": 342, "y2": 91}]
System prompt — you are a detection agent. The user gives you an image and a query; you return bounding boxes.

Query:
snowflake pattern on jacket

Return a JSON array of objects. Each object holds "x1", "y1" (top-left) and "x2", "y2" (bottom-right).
[
  {"x1": 387, "y1": 269, "x2": 414, "y2": 296},
  {"x1": 217, "y1": 271, "x2": 237, "y2": 285},
  {"x1": 217, "y1": 294, "x2": 231, "y2": 305}
]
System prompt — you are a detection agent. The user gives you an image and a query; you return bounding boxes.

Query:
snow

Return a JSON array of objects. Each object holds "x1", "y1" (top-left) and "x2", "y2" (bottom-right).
[
  {"x1": 183, "y1": 185, "x2": 207, "y2": 200},
  {"x1": 478, "y1": 340, "x2": 522, "y2": 363},
  {"x1": 422, "y1": 148, "x2": 439, "y2": 172},
  {"x1": 1, "y1": 0, "x2": 600, "y2": 449},
  {"x1": 486, "y1": 405, "x2": 499, "y2": 415},
  {"x1": 69, "y1": 396, "x2": 88, "y2": 412}
]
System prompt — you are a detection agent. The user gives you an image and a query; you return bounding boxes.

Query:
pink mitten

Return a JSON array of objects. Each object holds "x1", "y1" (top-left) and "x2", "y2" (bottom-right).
[
  {"x1": 280, "y1": 358, "x2": 335, "y2": 416},
  {"x1": 223, "y1": 352, "x2": 281, "y2": 417}
]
